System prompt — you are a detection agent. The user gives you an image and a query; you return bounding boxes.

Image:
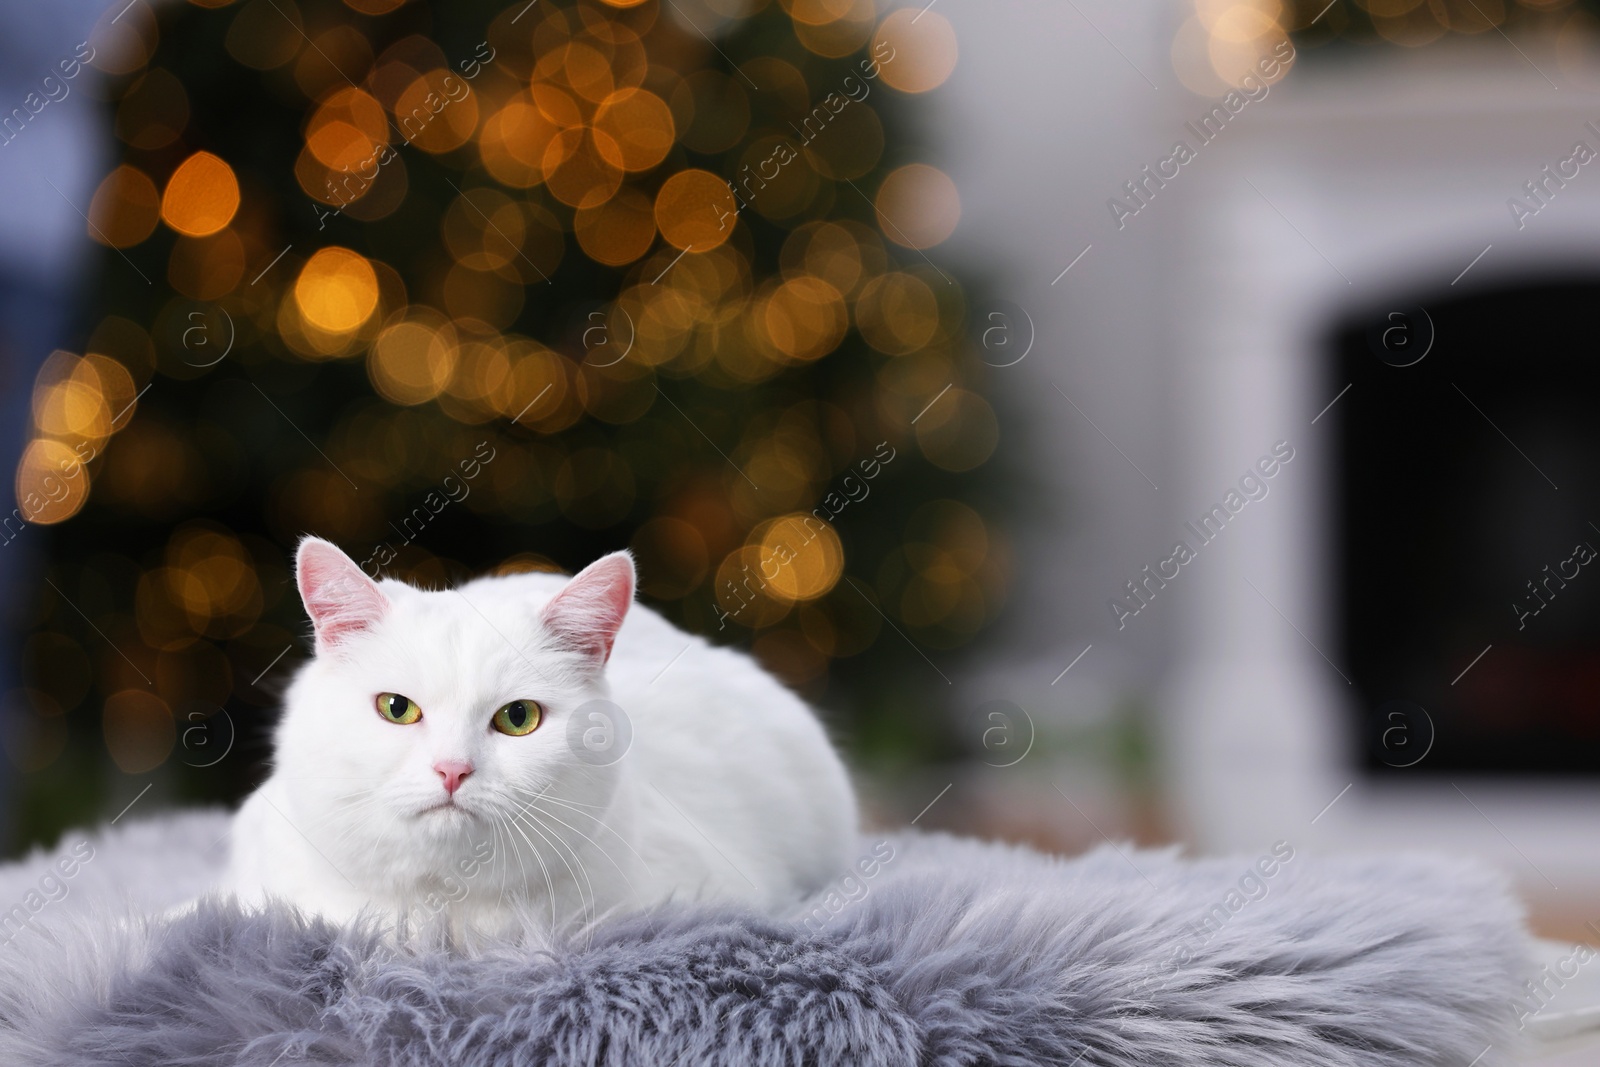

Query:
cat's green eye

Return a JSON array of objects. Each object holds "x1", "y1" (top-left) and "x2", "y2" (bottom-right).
[
  {"x1": 492, "y1": 699, "x2": 543, "y2": 737},
  {"x1": 376, "y1": 693, "x2": 422, "y2": 725}
]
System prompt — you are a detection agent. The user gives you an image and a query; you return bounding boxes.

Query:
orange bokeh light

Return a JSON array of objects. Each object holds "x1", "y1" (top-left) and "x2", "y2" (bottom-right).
[
  {"x1": 758, "y1": 514, "x2": 845, "y2": 602},
  {"x1": 575, "y1": 187, "x2": 658, "y2": 266},
  {"x1": 89, "y1": 165, "x2": 161, "y2": 248},
  {"x1": 764, "y1": 277, "x2": 848, "y2": 362},
  {"x1": 394, "y1": 70, "x2": 480, "y2": 153},
  {"x1": 15, "y1": 438, "x2": 91, "y2": 526},
  {"x1": 874, "y1": 164, "x2": 961, "y2": 249},
  {"x1": 161, "y1": 151, "x2": 240, "y2": 237},
  {"x1": 593, "y1": 88, "x2": 676, "y2": 172},
  {"x1": 654, "y1": 169, "x2": 738, "y2": 251},
  {"x1": 294, "y1": 247, "x2": 380, "y2": 333},
  {"x1": 874, "y1": 9, "x2": 958, "y2": 93},
  {"x1": 480, "y1": 99, "x2": 561, "y2": 188},
  {"x1": 307, "y1": 120, "x2": 376, "y2": 171},
  {"x1": 542, "y1": 127, "x2": 624, "y2": 209}
]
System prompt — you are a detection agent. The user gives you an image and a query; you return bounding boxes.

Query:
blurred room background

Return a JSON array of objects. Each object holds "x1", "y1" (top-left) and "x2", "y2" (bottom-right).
[{"x1": 2, "y1": 0, "x2": 1596, "y2": 954}]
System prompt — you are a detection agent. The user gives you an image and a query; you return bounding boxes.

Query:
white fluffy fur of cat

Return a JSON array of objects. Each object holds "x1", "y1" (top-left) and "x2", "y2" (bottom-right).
[{"x1": 222, "y1": 538, "x2": 858, "y2": 932}]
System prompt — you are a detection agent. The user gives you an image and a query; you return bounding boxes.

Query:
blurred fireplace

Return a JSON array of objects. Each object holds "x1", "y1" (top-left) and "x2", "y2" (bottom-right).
[
  {"x1": 1154, "y1": 54, "x2": 1600, "y2": 902},
  {"x1": 1331, "y1": 281, "x2": 1600, "y2": 776}
]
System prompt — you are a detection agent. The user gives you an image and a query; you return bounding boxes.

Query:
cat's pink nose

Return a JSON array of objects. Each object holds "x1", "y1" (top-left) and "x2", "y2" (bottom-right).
[{"x1": 433, "y1": 759, "x2": 474, "y2": 796}]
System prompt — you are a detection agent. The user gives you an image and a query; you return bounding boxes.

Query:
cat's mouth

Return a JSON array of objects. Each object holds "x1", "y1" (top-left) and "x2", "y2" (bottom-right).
[{"x1": 417, "y1": 798, "x2": 472, "y2": 817}]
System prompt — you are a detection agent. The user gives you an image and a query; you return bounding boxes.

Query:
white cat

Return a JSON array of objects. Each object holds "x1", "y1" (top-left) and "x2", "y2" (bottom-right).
[{"x1": 222, "y1": 538, "x2": 859, "y2": 932}]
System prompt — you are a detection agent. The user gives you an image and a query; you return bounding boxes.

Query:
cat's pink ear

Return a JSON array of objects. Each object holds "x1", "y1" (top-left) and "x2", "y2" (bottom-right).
[
  {"x1": 539, "y1": 551, "x2": 635, "y2": 665},
  {"x1": 296, "y1": 537, "x2": 389, "y2": 653}
]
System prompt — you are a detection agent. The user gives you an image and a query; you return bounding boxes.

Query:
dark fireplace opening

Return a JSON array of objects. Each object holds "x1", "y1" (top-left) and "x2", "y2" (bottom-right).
[{"x1": 1330, "y1": 278, "x2": 1600, "y2": 776}]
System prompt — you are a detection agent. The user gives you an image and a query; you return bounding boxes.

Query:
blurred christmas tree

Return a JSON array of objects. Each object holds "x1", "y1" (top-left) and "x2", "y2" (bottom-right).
[{"x1": 7, "y1": 0, "x2": 1015, "y2": 847}]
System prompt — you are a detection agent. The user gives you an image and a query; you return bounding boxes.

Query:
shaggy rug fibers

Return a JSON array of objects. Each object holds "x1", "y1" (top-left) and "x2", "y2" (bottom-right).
[{"x1": 0, "y1": 810, "x2": 1534, "y2": 1066}]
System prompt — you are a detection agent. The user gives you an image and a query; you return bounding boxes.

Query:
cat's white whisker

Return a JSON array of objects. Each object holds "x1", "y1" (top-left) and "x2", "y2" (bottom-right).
[
  {"x1": 503, "y1": 813, "x2": 559, "y2": 932},
  {"x1": 511, "y1": 804, "x2": 595, "y2": 924},
  {"x1": 520, "y1": 791, "x2": 655, "y2": 877},
  {"x1": 516, "y1": 809, "x2": 599, "y2": 949},
  {"x1": 493, "y1": 817, "x2": 523, "y2": 912},
  {"x1": 491, "y1": 820, "x2": 510, "y2": 910},
  {"x1": 521, "y1": 798, "x2": 640, "y2": 893},
  {"x1": 516, "y1": 792, "x2": 611, "y2": 811}
]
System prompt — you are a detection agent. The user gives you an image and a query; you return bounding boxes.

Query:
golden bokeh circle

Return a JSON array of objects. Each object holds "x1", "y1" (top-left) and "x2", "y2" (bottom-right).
[
  {"x1": 165, "y1": 525, "x2": 262, "y2": 636},
  {"x1": 532, "y1": 83, "x2": 586, "y2": 128},
  {"x1": 309, "y1": 87, "x2": 388, "y2": 161},
  {"x1": 294, "y1": 247, "x2": 380, "y2": 333},
  {"x1": 560, "y1": 41, "x2": 618, "y2": 103},
  {"x1": 394, "y1": 70, "x2": 480, "y2": 153},
  {"x1": 480, "y1": 99, "x2": 560, "y2": 187},
  {"x1": 763, "y1": 276, "x2": 847, "y2": 362},
  {"x1": 543, "y1": 127, "x2": 625, "y2": 209},
  {"x1": 82, "y1": 355, "x2": 136, "y2": 435},
  {"x1": 575, "y1": 186, "x2": 658, "y2": 266},
  {"x1": 655, "y1": 169, "x2": 738, "y2": 250},
  {"x1": 308, "y1": 120, "x2": 376, "y2": 171},
  {"x1": 15, "y1": 438, "x2": 91, "y2": 526},
  {"x1": 33, "y1": 353, "x2": 110, "y2": 441},
  {"x1": 758, "y1": 514, "x2": 845, "y2": 602},
  {"x1": 161, "y1": 151, "x2": 240, "y2": 237},
  {"x1": 874, "y1": 8, "x2": 958, "y2": 93},
  {"x1": 855, "y1": 271, "x2": 938, "y2": 355},
  {"x1": 1196, "y1": 0, "x2": 1286, "y2": 35},
  {"x1": 782, "y1": 220, "x2": 873, "y2": 296},
  {"x1": 874, "y1": 164, "x2": 960, "y2": 249},
  {"x1": 89, "y1": 166, "x2": 161, "y2": 248},
  {"x1": 368, "y1": 314, "x2": 458, "y2": 405},
  {"x1": 593, "y1": 88, "x2": 676, "y2": 172},
  {"x1": 714, "y1": 546, "x2": 793, "y2": 628},
  {"x1": 1208, "y1": 24, "x2": 1294, "y2": 86}
]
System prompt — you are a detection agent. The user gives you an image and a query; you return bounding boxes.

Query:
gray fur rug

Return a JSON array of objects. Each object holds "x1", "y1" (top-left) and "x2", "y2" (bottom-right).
[{"x1": 0, "y1": 809, "x2": 1533, "y2": 1066}]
